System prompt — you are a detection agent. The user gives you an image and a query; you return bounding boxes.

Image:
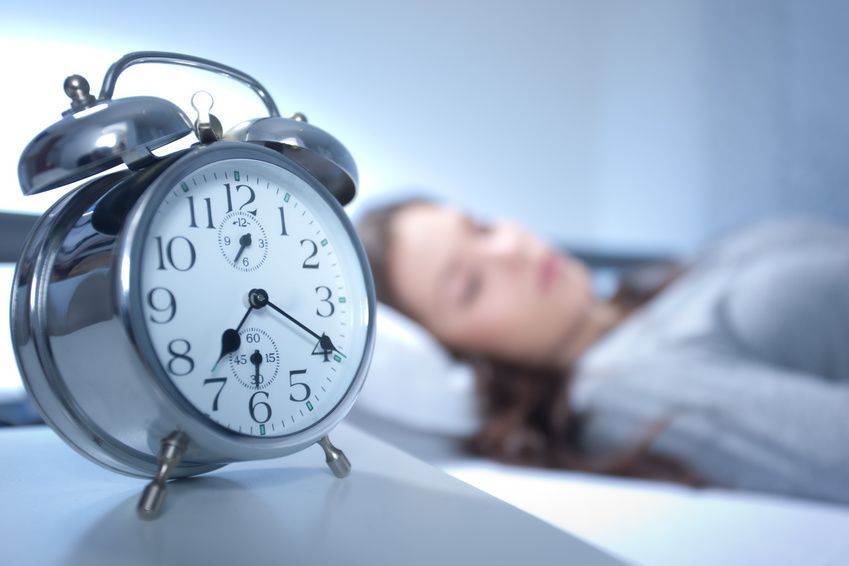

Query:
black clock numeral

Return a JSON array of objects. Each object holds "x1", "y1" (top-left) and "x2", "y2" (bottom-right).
[
  {"x1": 278, "y1": 206, "x2": 288, "y2": 236},
  {"x1": 300, "y1": 239, "x2": 319, "y2": 269},
  {"x1": 154, "y1": 236, "x2": 197, "y2": 271},
  {"x1": 146, "y1": 287, "x2": 177, "y2": 324},
  {"x1": 288, "y1": 369, "x2": 311, "y2": 402},
  {"x1": 315, "y1": 286, "x2": 335, "y2": 318},
  {"x1": 167, "y1": 339, "x2": 194, "y2": 376},
  {"x1": 204, "y1": 378, "x2": 227, "y2": 411},
  {"x1": 249, "y1": 391, "x2": 272, "y2": 423},
  {"x1": 223, "y1": 183, "x2": 257, "y2": 215},
  {"x1": 312, "y1": 339, "x2": 333, "y2": 363},
  {"x1": 187, "y1": 196, "x2": 215, "y2": 229}
]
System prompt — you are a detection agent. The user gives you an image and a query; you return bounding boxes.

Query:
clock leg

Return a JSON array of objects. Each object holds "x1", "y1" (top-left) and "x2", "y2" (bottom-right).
[
  {"x1": 137, "y1": 431, "x2": 189, "y2": 520},
  {"x1": 318, "y1": 435, "x2": 351, "y2": 478}
]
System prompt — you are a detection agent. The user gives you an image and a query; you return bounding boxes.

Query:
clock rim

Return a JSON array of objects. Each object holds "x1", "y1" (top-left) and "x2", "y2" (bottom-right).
[
  {"x1": 116, "y1": 141, "x2": 376, "y2": 461},
  {"x1": 11, "y1": 170, "x2": 225, "y2": 478}
]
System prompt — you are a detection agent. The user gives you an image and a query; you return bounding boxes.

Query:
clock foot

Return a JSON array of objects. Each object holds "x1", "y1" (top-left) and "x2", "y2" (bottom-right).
[
  {"x1": 137, "y1": 431, "x2": 189, "y2": 520},
  {"x1": 318, "y1": 435, "x2": 351, "y2": 478}
]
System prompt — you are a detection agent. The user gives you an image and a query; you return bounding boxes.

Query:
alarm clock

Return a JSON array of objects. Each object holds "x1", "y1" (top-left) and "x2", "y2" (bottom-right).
[{"x1": 10, "y1": 52, "x2": 376, "y2": 518}]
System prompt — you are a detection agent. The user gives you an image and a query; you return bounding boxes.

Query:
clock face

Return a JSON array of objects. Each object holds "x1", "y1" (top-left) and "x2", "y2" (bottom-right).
[{"x1": 138, "y1": 156, "x2": 371, "y2": 438}]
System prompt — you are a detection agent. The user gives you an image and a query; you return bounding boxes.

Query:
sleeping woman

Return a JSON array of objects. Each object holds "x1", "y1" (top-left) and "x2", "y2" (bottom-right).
[{"x1": 356, "y1": 198, "x2": 849, "y2": 504}]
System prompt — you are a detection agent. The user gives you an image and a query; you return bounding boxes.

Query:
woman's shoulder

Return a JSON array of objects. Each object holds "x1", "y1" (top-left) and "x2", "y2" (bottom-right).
[
  {"x1": 691, "y1": 215, "x2": 849, "y2": 268},
  {"x1": 576, "y1": 216, "x2": 849, "y2": 378}
]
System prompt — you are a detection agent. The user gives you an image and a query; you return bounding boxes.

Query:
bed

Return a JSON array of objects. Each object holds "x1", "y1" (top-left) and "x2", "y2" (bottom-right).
[
  {"x1": 347, "y1": 407, "x2": 849, "y2": 566},
  {"x1": 3, "y1": 230, "x2": 849, "y2": 565},
  {"x1": 347, "y1": 248, "x2": 849, "y2": 566}
]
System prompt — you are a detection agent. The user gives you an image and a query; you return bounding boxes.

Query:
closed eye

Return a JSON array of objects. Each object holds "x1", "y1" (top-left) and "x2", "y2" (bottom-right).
[
  {"x1": 466, "y1": 215, "x2": 492, "y2": 235},
  {"x1": 461, "y1": 271, "x2": 484, "y2": 305}
]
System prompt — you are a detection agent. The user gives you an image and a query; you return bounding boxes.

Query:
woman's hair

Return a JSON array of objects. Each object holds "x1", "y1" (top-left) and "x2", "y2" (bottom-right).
[{"x1": 356, "y1": 198, "x2": 702, "y2": 485}]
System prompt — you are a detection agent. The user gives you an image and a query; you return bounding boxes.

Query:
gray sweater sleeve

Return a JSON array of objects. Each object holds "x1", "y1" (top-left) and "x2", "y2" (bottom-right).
[
  {"x1": 577, "y1": 349, "x2": 849, "y2": 504},
  {"x1": 574, "y1": 217, "x2": 849, "y2": 502}
]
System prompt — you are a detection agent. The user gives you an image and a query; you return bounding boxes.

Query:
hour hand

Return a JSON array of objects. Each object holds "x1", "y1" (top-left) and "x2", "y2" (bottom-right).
[
  {"x1": 212, "y1": 303, "x2": 254, "y2": 370},
  {"x1": 213, "y1": 328, "x2": 240, "y2": 369},
  {"x1": 233, "y1": 232, "x2": 252, "y2": 264}
]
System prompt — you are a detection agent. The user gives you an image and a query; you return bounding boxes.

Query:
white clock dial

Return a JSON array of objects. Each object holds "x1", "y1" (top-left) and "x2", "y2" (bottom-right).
[{"x1": 139, "y1": 157, "x2": 370, "y2": 437}]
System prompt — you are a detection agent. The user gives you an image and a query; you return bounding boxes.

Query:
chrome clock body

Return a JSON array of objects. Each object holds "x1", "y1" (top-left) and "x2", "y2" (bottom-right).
[
  {"x1": 12, "y1": 142, "x2": 376, "y2": 478},
  {"x1": 10, "y1": 54, "x2": 375, "y2": 516}
]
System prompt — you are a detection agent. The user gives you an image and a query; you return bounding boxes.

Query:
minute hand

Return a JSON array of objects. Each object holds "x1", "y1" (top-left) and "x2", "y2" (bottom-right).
[
  {"x1": 266, "y1": 300, "x2": 320, "y2": 339},
  {"x1": 265, "y1": 300, "x2": 345, "y2": 357}
]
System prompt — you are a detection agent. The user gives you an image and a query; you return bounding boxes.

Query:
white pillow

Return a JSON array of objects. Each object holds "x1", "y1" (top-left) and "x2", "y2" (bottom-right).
[{"x1": 357, "y1": 303, "x2": 481, "y2": 437}]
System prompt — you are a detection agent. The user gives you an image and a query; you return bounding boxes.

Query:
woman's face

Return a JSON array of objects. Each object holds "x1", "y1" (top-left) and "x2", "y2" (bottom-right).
[{"x1": 386, "y1": 203, "x2": 595, "y2": 366}]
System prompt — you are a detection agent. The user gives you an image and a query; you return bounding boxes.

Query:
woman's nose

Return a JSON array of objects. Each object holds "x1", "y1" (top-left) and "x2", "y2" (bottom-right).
[{"x1": 484, "y1": 221, "x2": 526, "y2": 266}]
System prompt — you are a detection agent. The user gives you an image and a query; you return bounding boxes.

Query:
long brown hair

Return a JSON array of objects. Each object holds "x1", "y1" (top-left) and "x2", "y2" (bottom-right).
[{"x1": 356, "y1": 198, "x2": 702, "y2": 486}]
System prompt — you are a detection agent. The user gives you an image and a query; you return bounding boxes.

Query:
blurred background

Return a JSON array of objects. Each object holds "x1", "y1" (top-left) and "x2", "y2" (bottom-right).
[
  {"x1": 4, "y1": 0, "x2": 849, "y2": 256},
  {"x1": 5, "y1": 5, "x2": 849, "y2": 562}
]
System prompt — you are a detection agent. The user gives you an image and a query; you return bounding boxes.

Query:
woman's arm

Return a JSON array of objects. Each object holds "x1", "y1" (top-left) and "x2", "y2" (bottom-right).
[{"x1": 575, "y1": 349, "x2": 849, "y2": 504}]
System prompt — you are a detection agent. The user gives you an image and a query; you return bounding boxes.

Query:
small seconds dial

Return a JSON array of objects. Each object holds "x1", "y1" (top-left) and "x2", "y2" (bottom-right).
[
  {"x1": 140, "y1": 155, "x2": 369, "y2": 438},
  {"x1": 228, "y1": 327, "x2": 279, "y2": 389}
]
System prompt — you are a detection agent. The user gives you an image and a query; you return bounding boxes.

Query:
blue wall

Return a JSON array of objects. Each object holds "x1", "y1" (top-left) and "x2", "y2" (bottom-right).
[{"x1": 2, "y1": 0, "x2": 849, "y2": 254}]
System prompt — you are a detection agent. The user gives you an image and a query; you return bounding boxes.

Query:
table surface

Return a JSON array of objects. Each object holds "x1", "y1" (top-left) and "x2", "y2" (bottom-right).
[{"x1": 0, "y1": 422, "x2": 624, "y2": 566}]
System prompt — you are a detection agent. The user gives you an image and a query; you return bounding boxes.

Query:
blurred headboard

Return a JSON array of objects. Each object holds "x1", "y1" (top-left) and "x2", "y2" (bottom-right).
[
  {"x1": 0, "y1": 212, "x2": 38, "y2": 263},
  {"x1": 565, "y1": 245, "x2": 676, "y2": 271}
]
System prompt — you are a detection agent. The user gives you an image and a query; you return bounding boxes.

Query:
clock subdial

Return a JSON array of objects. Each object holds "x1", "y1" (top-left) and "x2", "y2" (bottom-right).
[
  {"x1": 228, "y1": 327, "x2": 280, "y2": 390},
  {"x1": 217, "y1": 211, "x2": 269, "y2": 272}
]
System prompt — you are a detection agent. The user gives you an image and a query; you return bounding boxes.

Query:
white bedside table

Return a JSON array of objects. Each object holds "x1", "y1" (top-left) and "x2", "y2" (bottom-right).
[{"x1": 0, "y1": 422, "x2": 624, "y2": 565}]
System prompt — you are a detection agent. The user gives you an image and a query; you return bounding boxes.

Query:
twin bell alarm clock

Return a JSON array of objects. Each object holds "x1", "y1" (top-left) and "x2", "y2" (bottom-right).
[{"x1": 10, "y1": 51, "x2": 376, "y2": 518}]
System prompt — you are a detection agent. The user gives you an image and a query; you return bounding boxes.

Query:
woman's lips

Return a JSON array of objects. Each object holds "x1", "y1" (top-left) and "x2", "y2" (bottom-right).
[{"x1": 538, "y1": 253, "x2": 562, "y2": 291}]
